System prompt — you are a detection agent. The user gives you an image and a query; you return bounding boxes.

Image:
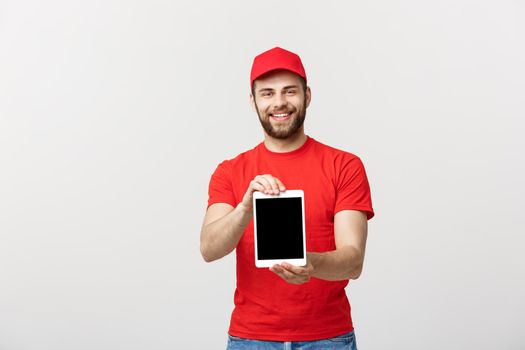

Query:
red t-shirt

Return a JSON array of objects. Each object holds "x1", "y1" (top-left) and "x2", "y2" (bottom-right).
[{"x1": 206, "y1": 135, "x2": 374, "y2": 341}]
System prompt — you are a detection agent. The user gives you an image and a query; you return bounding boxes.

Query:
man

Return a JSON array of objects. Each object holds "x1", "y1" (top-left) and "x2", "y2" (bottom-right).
[{"x1": 200, "y1": 47, "x2": 374, "y2": 350}]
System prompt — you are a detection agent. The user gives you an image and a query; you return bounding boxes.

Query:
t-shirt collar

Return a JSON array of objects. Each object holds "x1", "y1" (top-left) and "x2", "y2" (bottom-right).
[{"x1": 259, "y1": 135, "x2": 314, "y2": 160}]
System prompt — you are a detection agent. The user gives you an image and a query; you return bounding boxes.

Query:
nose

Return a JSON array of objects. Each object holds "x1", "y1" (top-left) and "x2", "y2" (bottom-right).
[{"x1": 272, "y1": 93, "x2": 287, "y2": 110}]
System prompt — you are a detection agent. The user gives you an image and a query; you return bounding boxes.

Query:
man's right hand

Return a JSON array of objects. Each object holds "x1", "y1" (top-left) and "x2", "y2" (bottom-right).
[{"x1": 240, "y1": 174, "x2": 287, "y2": 212}]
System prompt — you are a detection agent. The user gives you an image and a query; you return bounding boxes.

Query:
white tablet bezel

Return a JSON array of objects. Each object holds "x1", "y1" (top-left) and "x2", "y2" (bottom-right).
[{"x1": 253, "y1": 189, "x2": 307, "y2": 268}]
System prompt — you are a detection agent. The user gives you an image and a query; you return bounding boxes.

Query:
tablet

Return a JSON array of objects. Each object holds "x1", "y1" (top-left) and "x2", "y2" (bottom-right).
[{"x1": 253, "y1": 190, "x2": 306, "y2": 268}]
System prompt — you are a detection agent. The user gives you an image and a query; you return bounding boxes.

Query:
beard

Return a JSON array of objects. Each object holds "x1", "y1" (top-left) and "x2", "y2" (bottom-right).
[{"x1": 255, "y1": 101, "x2": 307, "y2": 140}]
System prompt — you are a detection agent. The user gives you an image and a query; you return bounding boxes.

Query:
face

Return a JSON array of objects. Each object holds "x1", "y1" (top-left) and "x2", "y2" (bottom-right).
[{"x1": 250, "y1": 70, "x2": 311, "y2": 140}]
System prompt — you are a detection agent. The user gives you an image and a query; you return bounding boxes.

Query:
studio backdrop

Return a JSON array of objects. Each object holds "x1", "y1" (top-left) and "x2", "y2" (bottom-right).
[{"x1": 0, "y1": 1, "x2": 524, "y2": 349}]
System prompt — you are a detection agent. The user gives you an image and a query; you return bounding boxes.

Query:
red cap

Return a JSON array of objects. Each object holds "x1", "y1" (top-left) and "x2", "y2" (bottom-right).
[{"x1": 250, "y1": 47, "x2": 307, "y2": 88}]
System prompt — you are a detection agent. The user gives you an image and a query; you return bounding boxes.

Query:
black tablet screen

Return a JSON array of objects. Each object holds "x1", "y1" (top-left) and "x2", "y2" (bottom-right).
[{"x1": 255, "y1": 197, "x2": 304, "y2": 260}]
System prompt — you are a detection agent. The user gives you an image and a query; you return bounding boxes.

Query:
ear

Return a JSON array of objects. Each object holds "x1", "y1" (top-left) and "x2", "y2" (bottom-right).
[{"x1": 305, "y1": 86, "x2": 312, "y2": 108}]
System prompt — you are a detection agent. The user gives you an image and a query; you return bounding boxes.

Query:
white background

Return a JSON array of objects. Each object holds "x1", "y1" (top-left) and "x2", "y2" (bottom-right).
[{"x1": 1, "y1": 1, "x2": 524, "y2": 349}]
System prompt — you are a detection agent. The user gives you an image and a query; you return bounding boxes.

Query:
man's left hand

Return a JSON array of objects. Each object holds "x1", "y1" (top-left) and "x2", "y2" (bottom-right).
[{"x1": 270, "y1": 258, "x2": 314, "y2": 285}]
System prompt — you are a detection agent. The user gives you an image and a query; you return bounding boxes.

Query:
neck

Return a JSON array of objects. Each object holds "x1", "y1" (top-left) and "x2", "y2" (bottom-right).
[{"x1": 263, "y1": 129, "x2": 307, "y2": 153}]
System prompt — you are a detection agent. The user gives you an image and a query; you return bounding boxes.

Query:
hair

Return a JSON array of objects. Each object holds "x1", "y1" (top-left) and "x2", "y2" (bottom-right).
[{"x1": 251, "y1": 75, "x2": 307, "y2": 97}]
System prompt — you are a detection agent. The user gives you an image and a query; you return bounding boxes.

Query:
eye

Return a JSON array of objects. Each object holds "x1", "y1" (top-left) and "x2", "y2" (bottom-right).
[
  {"x1": 286, "y1": 89, "x2": 297, "y2": 95},
  {"x1": 261, "y1": 91, "x2": 272, "y2": 97}
]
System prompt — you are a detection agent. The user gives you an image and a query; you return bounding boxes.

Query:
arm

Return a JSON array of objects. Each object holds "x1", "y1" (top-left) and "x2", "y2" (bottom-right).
[
  {"x1": 200, "y1": 202, "x2": 252, "y2": 262},
  {"x1": 200, "y1": 174, "x2": 287, "y2": 262},
  {"x1": 309, "y1": 210, "x2": 368, "y2": 280},
  {"x1": 270, "y1": 209, "x2": 368, "y2": 282}
]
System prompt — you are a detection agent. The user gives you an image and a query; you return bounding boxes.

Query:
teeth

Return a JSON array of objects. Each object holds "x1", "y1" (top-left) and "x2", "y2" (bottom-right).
[{"x1": 273, "y1": 113, "x2": 289, "y2": 117}]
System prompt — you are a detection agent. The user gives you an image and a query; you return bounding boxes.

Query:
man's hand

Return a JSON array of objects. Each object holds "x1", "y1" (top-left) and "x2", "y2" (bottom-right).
[
  {"x1": 240, "y1": 174, "x2": 286, "y2": 212},
  {"x1": 269, "y1": 256, "x2": 315, "y2": 285}
]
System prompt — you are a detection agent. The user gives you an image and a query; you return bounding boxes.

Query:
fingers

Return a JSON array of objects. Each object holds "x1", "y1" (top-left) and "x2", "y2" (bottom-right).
[
  {"x1": 281, "y1": 262, "x2": 308, "y2": 275},
  {"x1": 253, "y1": 174, "x2": 286, "y2": 195},
  {"x1": 274, "y1": 178, "x2": 286, "y2": 192},
  {"x1": 270, "y1": 263, "x2": 311, "y2": 284},
  {"x1": 270, "y1": 265, "x2": 296, "y2": 281},
  {"x1": 249, "y1": 179, "x2": 266, "y2": 193},
  {"x1": 242, "y1": 174, "x2": 287, "y2": 211},
  {"x1": 254, "y1": 176, "x2": 275, "y2": 194}
]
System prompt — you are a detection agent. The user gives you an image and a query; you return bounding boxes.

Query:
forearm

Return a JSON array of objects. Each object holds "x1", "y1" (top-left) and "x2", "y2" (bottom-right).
[
  {"x1": 308, "y1": 245, "x2": 365, "y2": 281},
  {"x1": 200, "y1": 203, "x2": 252, "y2": 262}
]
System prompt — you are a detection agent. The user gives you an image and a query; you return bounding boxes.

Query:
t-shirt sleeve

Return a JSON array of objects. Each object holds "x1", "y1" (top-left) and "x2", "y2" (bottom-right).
[
  {"x1": 334, "y1": 155, "x2": 375, "y2": 220},
  {"x1": 207, "y1": 160, "x2": 237, "y2": 209}
]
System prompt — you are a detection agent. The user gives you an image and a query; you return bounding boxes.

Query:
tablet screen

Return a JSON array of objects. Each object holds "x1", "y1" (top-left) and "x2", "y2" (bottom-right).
[{"x1": 255, "y1": 197, "x2": 304, "y2": 260}]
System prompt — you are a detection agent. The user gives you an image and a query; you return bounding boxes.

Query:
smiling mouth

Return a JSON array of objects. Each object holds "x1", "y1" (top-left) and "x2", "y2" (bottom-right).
[{"x1": 270, "y1": 112, "x2": 291, "y2": 121}]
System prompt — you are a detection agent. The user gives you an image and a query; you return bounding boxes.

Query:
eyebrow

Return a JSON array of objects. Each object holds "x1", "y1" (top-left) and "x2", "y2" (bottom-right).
[{"x1": 257, "y1": 85, "x2": 300, "y2": 93}]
